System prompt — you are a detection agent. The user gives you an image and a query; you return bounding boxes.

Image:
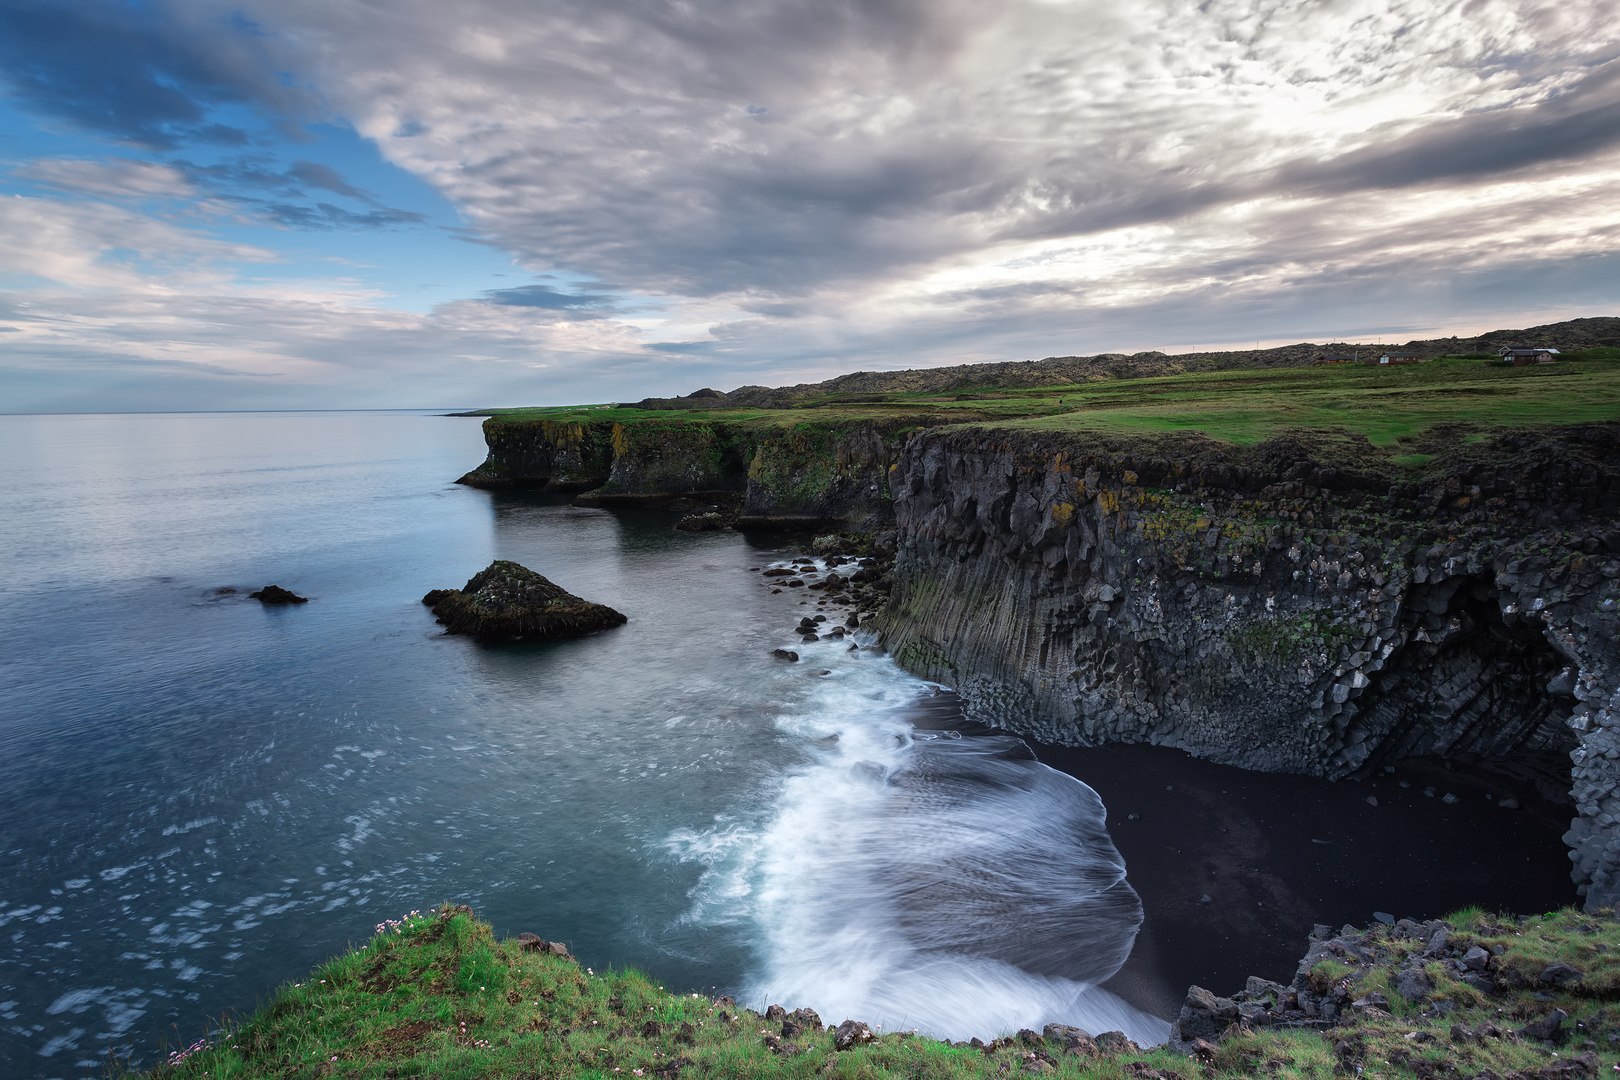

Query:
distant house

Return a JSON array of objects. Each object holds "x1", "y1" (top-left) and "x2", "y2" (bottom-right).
[
  {"x1": 1498, "y1": 346, "x2": 1560, "y2": 366},
  {"x1": 1312, "y1": 353, "x2": 1358, "y2": 365},
  {"x1": 1368, "y1": 352, "x2": 1424, "y2": 366}
]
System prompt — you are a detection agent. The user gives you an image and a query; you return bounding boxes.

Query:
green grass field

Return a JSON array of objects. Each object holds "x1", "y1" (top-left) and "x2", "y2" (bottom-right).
[
  {"x1": 476, "y1": 352, "x2": 1620, "y2": 451},
  {"x1": 141, "y1": 904, "x2": 1620, "y2": 1080}
]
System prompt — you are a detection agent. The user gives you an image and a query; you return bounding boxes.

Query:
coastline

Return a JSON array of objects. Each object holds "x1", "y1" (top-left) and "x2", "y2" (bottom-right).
[
  {"x1": 900, "y1": 691, "x2": 1578, "y2": 1023},
  {"x1": 145, "y1": 903, "x2": 1620, "y2": 1079}
]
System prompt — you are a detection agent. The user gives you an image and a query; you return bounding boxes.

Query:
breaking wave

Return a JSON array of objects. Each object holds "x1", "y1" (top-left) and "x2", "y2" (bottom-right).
[{"x1": 666, "y1": 630, "x2": 1170, "y2": 1045}]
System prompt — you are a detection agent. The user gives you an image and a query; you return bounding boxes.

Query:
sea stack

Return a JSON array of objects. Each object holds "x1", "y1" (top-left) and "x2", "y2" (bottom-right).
[{"x1": 423, "y1": 560, "x2": 626, "y2": 642}]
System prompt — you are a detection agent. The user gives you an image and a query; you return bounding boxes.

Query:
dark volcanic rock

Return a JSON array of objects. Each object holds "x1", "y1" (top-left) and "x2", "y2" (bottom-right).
[
  {"x1": 1521, "y1": 1008, "x2": 1568, "y2": 1043},
  {"x1": 422, "y1": 560, "x2": 626, "y2": 642},
  {"x1": 1393, "y1": 966, "x2": 1435, "y2": 1002},
  {"x1": 833, "y1": 1020, "x2": 876, "y2": 1051},
  {"x1": 674, "y1": 511, "x2": 727, "y2": 532},
  {"x1": 1043, "y1": 1024, "x2": 1098, "y2": 1056},
  {"x1": 249, "y1": 585, "x2": 308, "y2": 605},
  {"x1": 1093, "y1": 1032, "x2": 1139, "y2": 1054},
  {"x1": 1540, "y1": 962, "x2": 1584, "y2": 987},
  {"x1": 1174, "y1": 984, "x2": 1240, "y2": 1042}
]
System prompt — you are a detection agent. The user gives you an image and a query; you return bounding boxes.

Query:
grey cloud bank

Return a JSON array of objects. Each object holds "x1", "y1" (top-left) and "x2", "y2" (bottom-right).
[{"x1": 0, "y1": 0, "x2": 1617, "y2": 411}]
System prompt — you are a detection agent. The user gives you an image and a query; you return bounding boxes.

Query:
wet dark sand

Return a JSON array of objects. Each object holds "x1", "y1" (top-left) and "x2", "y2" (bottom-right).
[
  {"x1": 1053, "y1": 740, "x2": 1577, "y2": 1017},
  {"x1": 904, "y1": 691, "x2": 1579, "y2": 1020}
]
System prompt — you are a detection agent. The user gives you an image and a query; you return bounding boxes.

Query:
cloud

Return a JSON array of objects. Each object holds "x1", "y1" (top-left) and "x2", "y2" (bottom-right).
[
  {"x1": 1275, "y1": 60, "x2": 1620, "y2": 197},
  {"x1": 14, "y1": 158, "x2": 197, "y2": 199},
  {"x1": 259, "y1": 201, "x2": 426, "y2": 230},
  {"x1": 480, "y1": 284, "x2": 615, "y2": 315},
  {"x1": 2, "y1": 0, "x2": 1620, "y2": 411},
  {"x1": 0, "y1": 194, "x2": 276, "y2": 289},
  {"x1": 230, "y1": 0, "x2": 1617, "y2": 304},
  {"x1": 286, "y1": 160, "x2": 370, "y2": 200},
  {"x1": 0, "y1": 0, "x2": 306, "y2": 149}
]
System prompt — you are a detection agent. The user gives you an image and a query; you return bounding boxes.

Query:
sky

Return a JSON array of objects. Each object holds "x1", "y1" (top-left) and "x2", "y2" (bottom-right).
[{"x1": 0, "y1": 0, "x2": 1617, "y2": 412}]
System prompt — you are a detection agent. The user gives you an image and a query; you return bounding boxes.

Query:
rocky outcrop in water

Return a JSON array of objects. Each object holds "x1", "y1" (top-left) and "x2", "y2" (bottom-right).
[
  {"x1": 250, "y1": 585, "x2": 308, "y2": 604},
  {"x1": 423, "y1": 560, "x2": 626, "y2": 642},
  {"x1": 870, "y1": 424, "x2": 1620, "y2": 907}
]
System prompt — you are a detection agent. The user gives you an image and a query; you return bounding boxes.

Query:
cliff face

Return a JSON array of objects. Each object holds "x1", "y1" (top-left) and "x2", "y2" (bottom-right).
[
  {"x1": 871, "y1": 424, "x2": 1620, "y2": 907},
  {"x1": 456, "y1": 418, "x2": 616, "y2": 490},
  {"x1": 459, "y1": 415, "x2": 914, "y2": 528},
  {"x1": 455, "y1": 413, "x2": 1620, "y2": 907}
]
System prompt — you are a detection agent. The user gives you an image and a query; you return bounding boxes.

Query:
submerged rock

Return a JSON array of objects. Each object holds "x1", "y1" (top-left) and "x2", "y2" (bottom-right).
[
  {"x1": 422, "y1": 560, "x2": 626, "y2": 642},
  {"x1": 250, "y1": 585, "x2": 308, "y2": 605},
  {"x1": 674, "y1": 511, "x2": 727, "y2": 532}
]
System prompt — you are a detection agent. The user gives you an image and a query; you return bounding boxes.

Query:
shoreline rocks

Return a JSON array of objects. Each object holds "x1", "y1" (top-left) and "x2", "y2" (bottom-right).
[{"x1": 423, "y1": 560, "x2": 627, "y2": 642}]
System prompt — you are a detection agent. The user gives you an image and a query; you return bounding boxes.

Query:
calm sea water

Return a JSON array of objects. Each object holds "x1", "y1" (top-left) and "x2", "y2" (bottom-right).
[{"x1": 0, "y1": 412, "x2": 1164, "y2": 1079}]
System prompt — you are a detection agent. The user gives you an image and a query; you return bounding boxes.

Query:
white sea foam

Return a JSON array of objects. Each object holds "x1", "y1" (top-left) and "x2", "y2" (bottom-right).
[{"x1": 670, "y1": 637, "x2": 1170, "y2": 1046}]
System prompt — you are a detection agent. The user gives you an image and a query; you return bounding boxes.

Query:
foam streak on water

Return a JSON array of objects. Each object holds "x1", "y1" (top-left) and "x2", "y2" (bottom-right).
[{"x1": 669, "y1": 618, "x2": 1169, "y2": 1046}]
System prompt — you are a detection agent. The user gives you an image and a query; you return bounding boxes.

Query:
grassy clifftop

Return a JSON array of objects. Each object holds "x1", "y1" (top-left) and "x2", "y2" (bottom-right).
[
  {"x1": 472, "y1": 352, "x2": 1620, "y2": 461},
  {"x1": 147, "y1": 905, "x2": 1620, "y2": 1080}
]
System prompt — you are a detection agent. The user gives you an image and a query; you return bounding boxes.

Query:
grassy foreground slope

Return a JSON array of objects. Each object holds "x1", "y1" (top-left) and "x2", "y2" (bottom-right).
[
  {"x1": 475, "y1": 352, "x2": 1620, "y2": 461},
  {"x1": 148, "y1": 905, "x2": 1619, "y2": 1080}
]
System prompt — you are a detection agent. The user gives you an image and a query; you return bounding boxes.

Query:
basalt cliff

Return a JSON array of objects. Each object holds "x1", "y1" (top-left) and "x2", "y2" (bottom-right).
[
  {"x1": 458, "y1": 408, "x2": 1620, "y2": 908},
  {"x1": 872, "y1": 424, "x2": 1620, "y2": 911}
]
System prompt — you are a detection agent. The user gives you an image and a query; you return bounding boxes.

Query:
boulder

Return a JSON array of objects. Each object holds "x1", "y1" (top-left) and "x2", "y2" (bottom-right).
[
  {"x1": 1176, "y1": 984, "x2": 1240, "y2": 1040},
  {"x1": 1392, "y1": 967, "x2": 1434, "y2": 1002},
  {"x1": 423, "y1": 561, "x2": 627, "y2": 642},
  {"x1": 1540, "y1": 962, "x2": 1584, "y2": 987},
  {"x1": 1094, "y1": 1032, "x2": 1139, "y2": 1054},
  {"x1": 1538, "y1": 1051, "x2": 1598, "y2": 1079},
  {"x1": 1521, "y1": 1008, "x2": 1568, "y2": 1044},
  {"x1": 771, "y1": 649, "x2": 800, "y2": 662},
  {"x1": 1042, "y1": 1024, "x2": 1097, "y2": 1056},
  {"x1": 250, "y1": 585, "x2": 308, "y2": 605},
  {"x1": 1244, "y1": 976, "x2": 1291, "y2": 1004},
  {"x1": 833, "y1": 1020, "x2": 877, "y2": 1051},
  {"x1": 788, "y1": 1008, "x2": 823, "y2": 1030}
]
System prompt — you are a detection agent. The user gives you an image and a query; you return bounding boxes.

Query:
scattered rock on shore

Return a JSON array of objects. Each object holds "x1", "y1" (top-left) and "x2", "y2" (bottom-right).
[
  {"x1": 249, "y1": 585, "x2": 308, "y2": 604},
  {"x1": 422, "y1": 560, "x2": 626, "y2": 642},
  {"x1": 833, "y1": 1020, "x2": 877, "y2": 1051}
]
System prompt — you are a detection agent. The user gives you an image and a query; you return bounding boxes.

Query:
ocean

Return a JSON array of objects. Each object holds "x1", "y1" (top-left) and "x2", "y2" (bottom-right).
[
  {"x1": 0, "y1": 411, "x2": 1164, "y2": 1077},
  {"x1": 0, "y1": 411, "x2": 1576, "y2": 1078}
]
